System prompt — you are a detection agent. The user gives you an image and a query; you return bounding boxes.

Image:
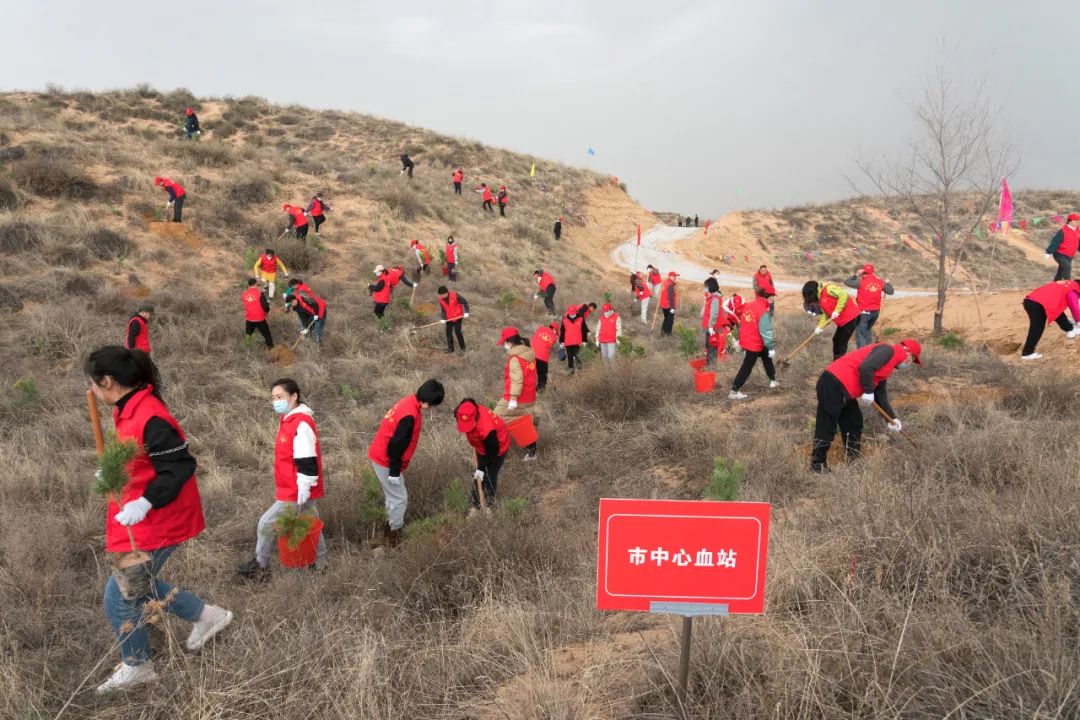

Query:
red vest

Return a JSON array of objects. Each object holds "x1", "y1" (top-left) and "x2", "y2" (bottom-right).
[
  {"x1": 562, "y1": 315, "x2": 585, "y2": 346},
  {"x1": 126, "y1": 315, "x2": 151, "y2": 354},
  {"x1": 106, "y1": 386, "x2": 204, "y2": 552},
  {"x1": 537, "y1": 271, "x2": 555, "y2": 291},
  {"x1": 446, "y1": 243, "x2": 457, "y2": 263},
  {"x1": 452, "y1": 170, "x2": 463, "y2": 183},
  {"x1": 635, "y1": 283, "x2": 651, "y2": 300},
  {"x1": 258, "y1": 254, "x2": 279, "y2": 273},
  {"x1": 648, "y1": 270, "x2": 661, "y2": 286},
  {"x1": 1060, "y1": 225, "x2": 1080, "y2": 257},
  {"x1": 659, "y1": 279, "x2": 676, "y2": 309},
  {"x1": 368, "y1": 395, "x2": 423, "y2": 471},
  {"x1": 819, "y1": 283, "x2": 860, "y2": 326},
  {"x1": 310, "y1": 198, "x2": 323, "y2": 216},
  {"x1": 372, "y1": 273, "x2": 392, "y2": 304},
  {"x1": 503, "y1": 355, "x2": 538, "y2": 403},
  {"x1": 756, "y1": 271, "x2": 776, "y2": 296},
  {"x1": 737, "y1": 296, "x2": 769, "y2": 352},
  {"x1": 387, "y1": 267, "x2": 405, "y2": 288},
  {"x1": 439, "y1": 291, "x2": 465, "y2": 321},
  {"x1": 274, "y1": 411, "x2": 324, "y2": 502},
  {"x1": 482, "y1": 187, "x2": 493, "y2": 201},
  {"x1": 826, "y1": 343, "x2": 906, "y2": 399},
  {"x1": 1026, "y1": 280, "x2": 1080, "y2": 322},
  {"x1": 415, "y1": 243, "x2": 431, "y2": 263},
  {"x1": 242, "y1": 287, "x2": 267, "y2": 321},
  {"x1": 702, "y1": 294, "x2": 720, "y2": 329},
  {"x1": 294, "y1": 288, "x2": 326, "y2": 316},
  {"x1": 464, "y1": 406, "x2": 510, "y2": 457},
  {"x1": 164, "y1": 180, "x2": 185, "y2": 198},
  {"x1": 598, "y1": 312, "x2": 619, "y2": 343},
  {"x1": 498, "y1": 191, "x2": 508, "y2": 205},
  {"x1": 857, "y1": 274, "x2": 886, "y2": 311},
  {"x1": 530, "y1": 326, "x2": 558, "y2": 362},
  {"x1": 287, "y1": 207, "x2": 308, "y2": 227}
]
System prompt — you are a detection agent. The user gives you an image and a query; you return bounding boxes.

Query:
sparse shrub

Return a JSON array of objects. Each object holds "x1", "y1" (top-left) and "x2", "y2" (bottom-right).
[
  {"x1": 403, "y1": 514, "x2": 449, "y2": 540},
  {"x1": 12, "y1": 378, "x2": 40, "y2": 405},
  {"x1": 175, "y1": 140, "x2": 237, "y2": 167},
  {"x1": 10, "y1": 157, "x2": 97, "y2": 199},
  {"x1": 674, "y1": 324, "x2": 700, "y2": 358},
  {"x1": 0, "y1": 284, "x2": 23, "y2": 311},
  {"x1": 443, "y1": 478, "x2": 469, "y2": 514},
  {"x1": 0, "y1": 221, "x2": 45, "y2": 253},
  {"x1": 496, "y1": 290, "x2": 517, "y2": 315},
  {"x1": 882, "y1": 326, "x2": 899, "y2": 336},
  {"x1": 502, "y1": 497, "x2": 527, "y2": 518},
  {"x1": 0, "y1": 176, "x2": 20, "y2": 210},
  {"x1": 616, "y1": 335, "x2": 646, "y2": 358},
  {"x1": 273, "y1": 237, "x2": 323, "y2": 273},
  {"x1": 227, "y1": 174, "x2": 274, "y2": 205},
  {"x1": 377, "y1": 185, "x2": 425, "y2": 221},
  {"x1": 704, "y1": 457, "x2": 743, "y2": 500},
  {"x1": 935, "y1": 331, "x2": 964, "y2": 349},
  {"x1": 84, "y1": 229, "x2": 133, "y2": 260}
]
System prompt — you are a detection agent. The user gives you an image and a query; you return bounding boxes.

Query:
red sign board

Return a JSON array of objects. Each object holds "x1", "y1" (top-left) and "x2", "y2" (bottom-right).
[{"x1": 596, "y1": 498, "x2": 771, "y2": 614}]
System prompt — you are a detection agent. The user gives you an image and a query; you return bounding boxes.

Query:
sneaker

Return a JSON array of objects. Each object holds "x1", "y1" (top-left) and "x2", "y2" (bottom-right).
[
  {"x1": 96, "y1": 661, "x2": 158, "y2": 694},
  {"x1": 385, "y1": 527, "x2": 403, "y2": 548},
  {"x1": 186, "y1": 605, "x2": 233, "y2": 651},
  {"x1": 1021, "y1": 353, "x2": 1042, "y2": 361},
  {"x1": 523, "y1": 450, "x2": 538, "y2": 462},
  {"x1": 728, "y1": 391, "x2": 748, "y2": 400},
  {"x1": 235, "y1": 559, "x2": 270, "y2": 582},
  {"x1": 1068, "y1": 329, "x2": 1080, "y2": 339},
  {"x1": 769, "y1": 380, "x2": 779, "y2": 389}
]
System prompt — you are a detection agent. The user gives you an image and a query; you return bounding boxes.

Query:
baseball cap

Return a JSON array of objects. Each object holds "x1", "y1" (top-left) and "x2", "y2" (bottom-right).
[
  {"x1": 497, "y1": 326, "x2": 519, "y2": 345},
  {"x1": 899, "y1": 338, "x2": 923, "y2": 365},
  {"x1": 455, "y1": 400, "x2": 479, "y2": 432}
]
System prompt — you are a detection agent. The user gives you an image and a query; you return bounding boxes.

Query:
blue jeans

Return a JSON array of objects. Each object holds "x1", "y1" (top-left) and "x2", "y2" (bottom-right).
[
  {"x1": 855, "y1": 311, "x2": 880, "y2": 348},
  {"x1": 104, "y1": 544, "x2": 204, "y2": 666}
]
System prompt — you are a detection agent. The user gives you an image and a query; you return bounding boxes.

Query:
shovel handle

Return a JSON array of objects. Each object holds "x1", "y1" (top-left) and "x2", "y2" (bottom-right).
[
  {"x1": 780, "y1": 331, "x2": 817, "y2": 366},
  {"x1": 87, "y1": 389, "x2": 105, "y2": 456},
  {"x1": 290, "y1": 318, "x2": 318, "y2": 350},
  {"x1": 872, "y1": 402, "x2": 919, "y2": 448}
]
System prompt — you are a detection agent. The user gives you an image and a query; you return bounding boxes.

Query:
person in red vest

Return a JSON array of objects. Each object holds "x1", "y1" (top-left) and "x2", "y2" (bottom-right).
[
  {"x1": 153, "y1": 176, "x2": 186, "y2": 222},
  {"x1": 368, "y1": 379, "x2": 445, "y2": 546},
  {"x1": 722, "y1": 293, "x2": 743, "y2": 344},
  {"x1": 810, "y1": 338, "x2": 922, "y2": 473},
  {"x1": 305, "y1": 192, "x2": 332, "y2": 235},
  {"x1": 534, "y1": 269, "x2": 557, "y2": 315},
  {"x1": 560, "y1": 305, "x2": 590, "y2": 374},
  {"x1": 495, "y1": 327, "x2": 539, "y2": 461},
  {"x1": 633, "y1": 272, "x2": 652, "y2": 323},
  {"x1": 659, "y1": 271, "x2": 679, "y2": 336},
  {"x1": 445, "y1": 235, "x2": 459, "y2": 282},
  {"x1": 367, "y1": 265, "x2": 404, "y2": 318},
  {"x1": 410, "y1": 238, "x2": 432, "y2": 276},
  {"x1": 125, "y1": 304, "x2": 153, "y2": 355},
  {"x1": 476, "y1": 183, "x2": 494, "y2": 212},
  {"x1": 237, "y1": 378, "x2": 326, "y2": 580},
  {"x1": 701, "y1": 278, "x2": 724, "y2": 366},
  {"x1": 802, "y1": 280, "x2": 861, "y2": 359},
  {"x1": 728, "y1": 290, "x2": 778, "y2": 400},
  {"x1": 844, "y1": 264, "x2": 895, "y2": 348},
  {"x1": 752, "y1": 265, "x2": 777, "y2": 316},
  {"x1": 437, "y1": 285, "x2": 470, "y2": 353},
  {"x1": 386, "y1": 265, "x2": 416, "y2": 293},
  {"x1": 252, "y1": 248, "x2": 288, "y2": 299},
  {"x1": 85, "y1": 346, "x2": 231, "y2": 693},
  {"x1": 282, "y1": 203, "x2": 309, "y2": 241},
  {"x1": 284, "y1": 279, "x2": 327, "y2": 344},
  {"x1": 497, "y1": 185, "x2": 509, "y2": 217},
  {"x1": 595, "y1": 303, "x2": 622, "y2": 365},
  {"x1": 452, "y1": 168, "x2": 464, "y2": 195},
  {"x1": 454, "y1": 398, "x2": 510, "y2": 516},
  {"x1": 646, "y1": 265, "x2": 662, "y2": 297},
  {"x1": 1044, "y1": 213, "x2": 1080, "y2": 281},
  {"x1": 530, "y1": 320, "x2": 560, "y2": 391},
  {"x1": 242, "y1": 279, "x2": 273, "y2": 349},
  {"x1": 183, "y1": 107, "x2": 200, "y2": 140},
  {"x1": 1020, "y1": 279, "x2": 1080, "y2": 359}
]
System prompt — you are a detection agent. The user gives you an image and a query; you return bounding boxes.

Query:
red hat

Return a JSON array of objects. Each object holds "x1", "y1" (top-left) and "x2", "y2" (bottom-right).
[
  {"x1": 185, "y1": 107, "x2": 193, "y2": 116},
  {"x1": 668, "y1": 271, "x2": 679, "y2": 278},
  {"x1": 153, "y1": 176, "x2": 163, "y2": 187},
  {"x1": 601, "y1": 303, "x2": 613, "y2": 312},
  {"x1": 409, "y1": 239, "x2": 417, "y2": 246},
  {"x1": 500, "y1": 185, "x2": 506, "y2": 190},
  {"x1": 455, "y1": 400, "x2": 479, "y2": 432},
  {"x1": 863, "y1": 263, "x2": 875, "y2": 275},
  {"x1": 1068, "y1": 213, "x2": 1080, "y2": 223},
  {"x1": 497, "y1": 326, "x2": 519, "y2": 345},
  {"x1": 898, "y1": 338, "x2": 923, "y2": 365},
  {"x1": 549, "y1": 320, "x2": 560, "y2": 331},
  {"x1": 282, "y1": 203, "x2": 291, "y2": 211}
]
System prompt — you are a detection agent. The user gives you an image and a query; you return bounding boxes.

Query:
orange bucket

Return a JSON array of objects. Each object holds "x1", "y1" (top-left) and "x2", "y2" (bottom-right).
[
  {"x1": 694, "y1": 371, "x2": 716, "y2": 393},
  {"x1": 277, "y1": 517, "x2": 324, "y2": 568},
  {"x1": 505, "y1": 414, "x2": 539, "y2": 447},
  {"x1": 689, "y1": 358, "x2": 707, "y2": 371}
]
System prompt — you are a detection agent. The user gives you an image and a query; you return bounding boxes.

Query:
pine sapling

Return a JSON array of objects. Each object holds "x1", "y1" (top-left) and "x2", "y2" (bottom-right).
[
  {"x1": 93, "y1": 433, "x2": 140, "y2": 499},
  {"x1": 273, "y1": 505, "x2": 318, "y2": 550}
]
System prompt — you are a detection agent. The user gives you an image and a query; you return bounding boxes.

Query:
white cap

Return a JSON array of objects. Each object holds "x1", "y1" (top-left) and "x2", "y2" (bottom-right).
[{"x1": 374, "y1": 264, "x2": 385, "y2": 274}]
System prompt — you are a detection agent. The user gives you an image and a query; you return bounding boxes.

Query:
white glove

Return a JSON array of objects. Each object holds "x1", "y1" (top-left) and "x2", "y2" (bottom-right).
[
  {"x1": 296, "y1": 478, "x2": 314, "y2": 506},
  {"x1": 860, "y1": 392, "x2": 875, "y2": 405},
  {"x1": 473, "y1": 469, "x2": 485, "y2": 482},
  {"x1": 767, "y1": 349, "x2": 775, "y2": 359},
  {"x1": 708, "y1": 328, "x2": 716, "y2": 336},
  {"x1": 558, "y1": 343, "x2": 565, "y2": 348},
  {"x1": 283, "y1": 272, "x2": 290, "y2": 277},
  {"x1": 387, "y1": 475, "x2": 402, "y2": 486},
  {"x1": 463, "y1": 312, "x2": 469, "y2": 319},
  {"x1": 533, "y1": 294, "x2": 539, "y2": 300},
  {"x1": 814, "y1": 327, "x2": 824, "y2": 335},
  {"x1": 301, "y1": 328, "x2": 309, "y2": 336},
  {"x1": 830, "y1": 311, "x2": 840, "y2": 320},
  {"x1": 1045, "y1": 254, "x2": 1052, "y2": 259},
  {"x1": 887, "y1": 418, "x2": 902, "y2": 432},
  {"x1": 507, "y1": 399, "x2": 518, "y2": 410},
  {"x1": 440, "y1": 319, "x2": 447, "y2": 324},
  {"x1": 114, "y1": 497, "x2": 153, "y2": 526}
]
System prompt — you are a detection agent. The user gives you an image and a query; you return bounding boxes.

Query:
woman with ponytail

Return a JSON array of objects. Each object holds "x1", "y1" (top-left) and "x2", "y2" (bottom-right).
[{"x1": 85, "y1": 346, "x2": 232, "y2": 693}]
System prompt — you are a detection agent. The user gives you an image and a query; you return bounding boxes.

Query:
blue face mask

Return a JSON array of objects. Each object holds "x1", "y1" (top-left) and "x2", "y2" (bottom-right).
[
  {"x1": 272, "y1": 399, "x2": 290, "y2": 414},
  {"x1": 897, "y1": 362, "x2": 911, "y2": 369}
]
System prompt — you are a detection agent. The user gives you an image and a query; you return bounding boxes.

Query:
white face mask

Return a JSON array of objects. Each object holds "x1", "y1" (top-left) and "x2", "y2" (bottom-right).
[{"x1": 503, "y1": 343, "x2": 511, "y2": 353}]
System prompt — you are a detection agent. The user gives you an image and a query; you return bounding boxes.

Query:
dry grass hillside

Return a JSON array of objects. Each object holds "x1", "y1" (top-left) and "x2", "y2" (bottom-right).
[{"x1": 0, "y1": 88, "x2": 1076, "y2": 719}]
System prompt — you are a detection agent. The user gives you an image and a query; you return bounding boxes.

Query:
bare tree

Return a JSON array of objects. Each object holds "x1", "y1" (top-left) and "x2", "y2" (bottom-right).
[{"x1": 854, "y1": 65, "x2": 1017, "y2": 336}]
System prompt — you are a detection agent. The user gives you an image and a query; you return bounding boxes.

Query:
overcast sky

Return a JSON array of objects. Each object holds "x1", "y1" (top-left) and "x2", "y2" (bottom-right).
[{"x1": 2, "y1": 1, "x2": 1076, "y2": 216}]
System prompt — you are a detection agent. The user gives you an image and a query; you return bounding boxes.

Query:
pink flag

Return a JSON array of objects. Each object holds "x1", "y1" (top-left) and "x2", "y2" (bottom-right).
[
  {"x1": 997, "y1": 178, "x2": 1013, "y2": 231},
  {"x1": 1053, "y1": 215, "x2": 1063, "y2": 224},
  {"x1": 636, "y1": 224, "x2": 641, "y2": 246},
  {"x1": 704, "y1": 219, "x2": 712, "y2": 234}
]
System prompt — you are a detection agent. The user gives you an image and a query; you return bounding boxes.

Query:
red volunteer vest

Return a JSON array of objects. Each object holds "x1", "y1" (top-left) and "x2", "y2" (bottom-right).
[
  {"x1": 498, "y1": 192, "x2": 508, "y2": 205},
  {"x1": 826, "y1": 343, "x2": 906, "y2": 399},
  {"x1": 310, "y1": 198, "x2": 323, "y2": 215},
  {"x1": 294, "y1": 288, "x2": 325, "y2": 316},
  {"x1": 648, "y1": 270, "x2": 661, "y2": 286},
  {"x1": 857, "y1": 274, "x2": 886, "y2": 311},
  {"x1": 659, "y1": 279, "x2": 676, "y2": 309},
  {"x1": 537, "y1": 272, "x2": 555, "y2": 291},
  {"x1": 274, "y1": 411, "x2": 324, "y2": 502},
  {"x1": 635, "y1": 283, "x2": 651, "y2": 300},
  {"x1": 445, "y1": 243, "x2": 457, "y2": 263},
  {"x1": 756, "y1": 272, "x2": 776, "y2": 296},
  {"x1": 598, "y1": 312, "x2": 619, "y2": 343},
  {"x1": 702, "y1": 294, "x2": 721, "y2": 329},
  {"x1": 165, "y1": 180, "x2": 185, "y2": 198},
  {"x1": 387, "y1": 268, "x2": 405, "y2": 288},
  {"x1": 562, "y1": 315, "x2": 585, "y2": 346},
  {"x1": 1026, "y1": 280, "x2": 1080, "y2": 322},
  {"x1": 503, "y1": 355, "x2": 538, "y2": 403},
  {"x1": 106, "y1": 386, "x2": 204, "y2": 552},
  {"x1": 737, "y1": 296, "x2": 769, "y2": 352},
  {"x1": 259, "y1": 254, "x2": 279, "y2": 273},
  {"x1": 126, "y1": 315, "x2": 151, "y2": 354},
  {"x1": 1059, "y1": 225, "x2": 1080, "y2": 257},
  {"x1": 819, "y1": 284, "x2": 860, "y2": 326},
  {"x1": 452, "y1": 171, "x2": 463, "y2": 183},
  {"x1": 465, "y1": 406, "x2": 510, "y2": 457},
  {"x1": 288, "y1": 207, "x2": 308, "y2": 227},
  {"x1": 530, "y1": 327, "x2": 558, "y2": 362},
  {"x1": 372, "y1": 274, "x2": 392, "y2": 304},
  {"x1": 367, "y1": 395, "x2": 423, "y2": 471},
  {"x1": 439, "y1": 291, "x2": 465, "y2": 321},
  {"x1": 482, "y1": 187, "x2": 493, "y2": 201},
  {"x1": 415, "y1": 244, "x2": 431, "y2": 263},
  {"x1": 242, "y1": 287, "x2": 267, "y2": 321}
]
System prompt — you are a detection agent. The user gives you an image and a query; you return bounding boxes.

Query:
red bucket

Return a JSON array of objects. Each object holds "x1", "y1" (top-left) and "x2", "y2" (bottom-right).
[
  {"x1": 441, "y1": 263, "x2": 450, "y2": 276},
  {"x1": 694, "y1": 371, "x2": 716, "y2": 394},
  {"x1": 277, "y1": 517, "x2": 324, "y2": 568},
  {"x1": 505, "y1": 414, "x2": 539, "y2": 447},
  {"x1": 689, "y1": 358, "x2": 707, "y2": 371}
]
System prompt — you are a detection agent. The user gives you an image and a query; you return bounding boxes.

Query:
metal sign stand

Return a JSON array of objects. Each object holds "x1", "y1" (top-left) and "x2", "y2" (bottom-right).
[{"x1": 650, "y1": 602, "x2": 729, "y2": 719}]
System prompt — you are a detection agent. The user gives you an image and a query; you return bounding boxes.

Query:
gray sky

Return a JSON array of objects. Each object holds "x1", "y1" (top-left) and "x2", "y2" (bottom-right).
[{"x1": 3, "y1": 1, "x2": 1077, "y2": 216}]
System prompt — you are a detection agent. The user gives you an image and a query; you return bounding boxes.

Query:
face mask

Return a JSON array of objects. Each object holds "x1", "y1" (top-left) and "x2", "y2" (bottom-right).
[
  {"x1": 272, "y1": 399, "x2": 290, "y2": 414},
  {"x1": 897, "y1": 361, "x2": 911, "y2": 370},
  {"x1": 805, "y1": 302, "x2": 822, "y2": 316},
  {"x1": 503, "y1": 343, "x2": 511, "y2": 353}
]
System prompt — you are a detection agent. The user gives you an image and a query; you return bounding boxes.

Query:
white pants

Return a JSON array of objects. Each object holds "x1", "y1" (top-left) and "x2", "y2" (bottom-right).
[
  {"x1": 599, "y1": 342, "x2": 617, "y2": 363},
  {"x1": 372, "y1": 462, "x2": 408, "y2": 531},
  {"x1": 255, "y1": 499, "x2": 327, "y2": 568},
  {"x1": 640, "y1": 297, "x2": 650, "y2": 322}
]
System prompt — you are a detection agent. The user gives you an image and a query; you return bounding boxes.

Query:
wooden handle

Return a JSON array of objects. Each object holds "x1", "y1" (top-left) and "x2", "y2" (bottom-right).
[
  {"x1": 781, "y1": 332, "x2": 817, "y2": 365},
  {"x1": 872, "y1": 402, "x2": 919, "y2": 448},
  {"x1": 87, "y1": 389, "x2": 105, "y2": 456}
]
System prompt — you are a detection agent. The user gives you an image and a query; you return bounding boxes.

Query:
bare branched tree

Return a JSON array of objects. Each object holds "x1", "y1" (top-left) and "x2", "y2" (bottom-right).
[{"x1": 853, "y1": 65, "x2": 1018, "y2": 336}]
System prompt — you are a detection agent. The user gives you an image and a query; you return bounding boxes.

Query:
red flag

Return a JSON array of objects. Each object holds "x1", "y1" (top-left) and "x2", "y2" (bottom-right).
[
  {"x1": 1020, "y1": 219, "x2": 1029, "y2": 230},
  {"x1": 704, "y1": 219, "x2": 712, "y2": 234},
  {"x1": 636, "y1": 224, "x2": 641, "y2": 246}
]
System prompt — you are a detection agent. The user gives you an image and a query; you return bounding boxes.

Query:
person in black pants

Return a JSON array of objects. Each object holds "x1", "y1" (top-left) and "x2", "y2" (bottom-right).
[
  {"x1": 553, "y1": 217, "x2": 562, "y2": 241},
  {"x1": 400, "y1": 154, "x2": 414, "y2": 179},
  {"x1": 437, "y1": 286, "x2": 470, "y2": 353}
]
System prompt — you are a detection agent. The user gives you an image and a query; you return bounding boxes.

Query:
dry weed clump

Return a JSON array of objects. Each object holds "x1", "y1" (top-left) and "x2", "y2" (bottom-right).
[
  {"x1": 10, "y1": 156, "x2": 98, "y2": 199},
  {"x1": 0, "y1": 220, "x2": 46, "y2": 253}
]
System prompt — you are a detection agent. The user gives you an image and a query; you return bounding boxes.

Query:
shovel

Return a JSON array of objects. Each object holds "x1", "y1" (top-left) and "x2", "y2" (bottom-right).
[
  {"x1": 779, "y1": 331, "x2": 818, "y2": 368},
  {"x1": 408, "y1": 320, "x2": 444, "y2": 335},
  {"x1": 409, "y1": 279, "x2": 418, "y2": 308},
  {"x1": 291, "y1": 318, "x2": 318, "y2": 350},
  {"x1": 872, "y1": 401, "x2": 919, "y2": 448}
]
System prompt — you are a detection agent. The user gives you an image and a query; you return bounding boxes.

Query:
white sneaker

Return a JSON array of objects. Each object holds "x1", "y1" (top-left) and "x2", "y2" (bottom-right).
[
  {"x1": 1068, "y1": 329, "x2": 1080, "y2": 339},
  {"x1": 1021, "y1": 353, "x2": 1042, "y2": 361},
  {"x1": 729, "y1": 391, "x2": 748, "y2": 400},
  {"x1": 769, "y1": 380, "x2": 779, "y2": 388},
  {"x1": 186, "y1": 605, "x2": 233, "y2": 651},
  {"x1": 96, "y1": 661, "x2": 158, "y2": 694}
]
